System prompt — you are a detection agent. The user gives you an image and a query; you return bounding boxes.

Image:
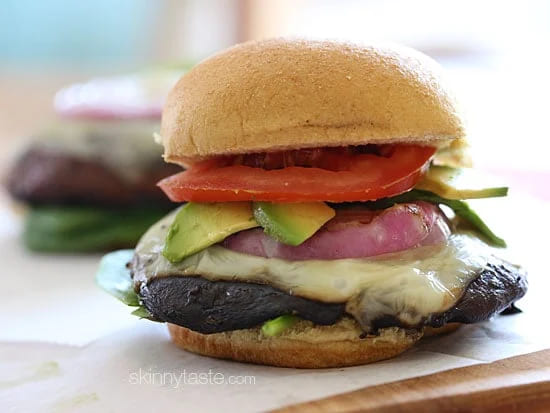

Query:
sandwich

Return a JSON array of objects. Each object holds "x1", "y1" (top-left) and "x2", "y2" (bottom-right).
[
  {"x1": 6, "y1": 69, "x2": 183, "y2": 252},
  {"x1": 97, "y1": 39, "x2": 527, "y2": 368}
]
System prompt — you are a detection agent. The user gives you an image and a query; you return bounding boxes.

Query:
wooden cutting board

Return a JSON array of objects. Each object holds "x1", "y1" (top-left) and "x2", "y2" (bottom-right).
[{"x1": 275, "y1": 349, "x2": 550, "y2": 412}]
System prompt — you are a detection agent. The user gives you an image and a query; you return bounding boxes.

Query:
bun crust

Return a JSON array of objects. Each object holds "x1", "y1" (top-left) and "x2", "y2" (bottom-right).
[
  {"x1": 168, "y1": 318, "x2": 435, "y2": 368},
  {"x1": 161, "y1": 38, "x2": 465, "y2": 165}
]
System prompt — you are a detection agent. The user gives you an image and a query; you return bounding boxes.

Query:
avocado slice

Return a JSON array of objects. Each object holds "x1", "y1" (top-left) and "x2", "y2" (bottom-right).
[
  {"x1": 253, "y1": 202, "x2": 335, "y2": 246},
  {"x1": 163, "y1": 202, "x2": 258, "y2": 262},
  {"x1": 415, "y1": 165, "x2": 508, "y2": 199},
  {"x1": 261, "y1": 315, "x2": 298, "y2": 337}
]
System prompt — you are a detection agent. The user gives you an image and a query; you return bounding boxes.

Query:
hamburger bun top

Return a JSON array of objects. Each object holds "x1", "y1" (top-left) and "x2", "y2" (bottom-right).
[{"x1": 161, "y1": 38, "x2": 465, "y2": 166}]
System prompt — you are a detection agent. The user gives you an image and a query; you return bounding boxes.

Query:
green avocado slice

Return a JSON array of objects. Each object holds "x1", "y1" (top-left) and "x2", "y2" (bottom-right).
[
  {"x1": 162, "y1": 202, "x2": 258, "y2": 263},
  {"x1": 416, "y1": 165, "x2": 508, "y2": 200},
  {"x1": 261, "y1": 315, "x2": 299, "y2": 337},
  {"x1": 253, "y1": 202, "x2": 335, "y2": 246}
]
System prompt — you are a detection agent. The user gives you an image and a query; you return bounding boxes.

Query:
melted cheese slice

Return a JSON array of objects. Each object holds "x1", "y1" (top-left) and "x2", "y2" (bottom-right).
[{"x1": 136, "y1": 210, "x2": 489, "y2": 329}]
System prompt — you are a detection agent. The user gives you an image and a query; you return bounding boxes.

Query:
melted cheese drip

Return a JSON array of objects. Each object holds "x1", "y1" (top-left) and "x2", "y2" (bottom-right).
[{"x1": 136, "y1": 210, "x2": 489, "y2": 329}]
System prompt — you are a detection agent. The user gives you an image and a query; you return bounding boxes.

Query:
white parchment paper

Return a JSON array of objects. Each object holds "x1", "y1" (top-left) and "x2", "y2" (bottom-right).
[{"x1": 2, "y1": 194, "x2": 549, "y2": 412}]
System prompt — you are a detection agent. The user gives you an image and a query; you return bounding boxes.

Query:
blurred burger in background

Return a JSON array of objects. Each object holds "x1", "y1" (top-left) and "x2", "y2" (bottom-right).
[{"x1": 5, "y1": 67, "x2": 188, "y2": 252}]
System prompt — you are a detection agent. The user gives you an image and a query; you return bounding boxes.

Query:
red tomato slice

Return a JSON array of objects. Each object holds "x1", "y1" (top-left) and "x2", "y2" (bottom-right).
[{"x1": 159, "y1": 145, "x2": 436, "y2": 202}]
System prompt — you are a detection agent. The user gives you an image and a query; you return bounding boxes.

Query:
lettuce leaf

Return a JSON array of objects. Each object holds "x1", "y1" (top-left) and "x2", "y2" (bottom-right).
[
  {"x1": 95, "y1": 249, "x2": 157, "y2": 320},
  {"x1": 24, "y1": 205, "x2": 171, "y2": 252}
]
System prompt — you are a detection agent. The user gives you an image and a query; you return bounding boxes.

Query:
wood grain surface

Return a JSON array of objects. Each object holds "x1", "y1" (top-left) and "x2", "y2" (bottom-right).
[{"x1": 276, "y1": 349, "x2": 550, "y2": 412}]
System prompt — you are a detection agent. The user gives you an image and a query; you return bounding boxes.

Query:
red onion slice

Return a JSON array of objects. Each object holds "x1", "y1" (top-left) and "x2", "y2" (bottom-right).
[{"x1": 223, "y1": 202, "x2": 450, "y2": 260}]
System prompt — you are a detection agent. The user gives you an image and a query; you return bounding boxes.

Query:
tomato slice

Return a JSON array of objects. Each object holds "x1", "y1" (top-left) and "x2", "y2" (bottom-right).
[{"x1": 159, "y1": 144, "x2": 436, "y2": 202}]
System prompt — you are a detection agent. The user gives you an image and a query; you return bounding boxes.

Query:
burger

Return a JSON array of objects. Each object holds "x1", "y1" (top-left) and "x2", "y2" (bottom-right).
[
  {"x1": 97, "y1": 39, "x2": 527, "y2": 368},
  {"x1": 6, "y1": 69, "x2": 184, "y2": 252}
]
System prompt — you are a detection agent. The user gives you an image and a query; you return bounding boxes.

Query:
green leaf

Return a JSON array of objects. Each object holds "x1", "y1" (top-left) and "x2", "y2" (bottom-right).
[
  {"x1": 96, "y1": 250, "x2": 139, "y2": 306},
  {"x1": 131, "y1": 307, "x2": 153, "y2": 319},
  {"x1": 96, "y1": 249, "x2": 158, "y2": 320},
  {"x1": 364, "y1": 189, "x2": 506, "y2": 247},
  {"x1": 24, "y1": 205, "x2": 172, "y2": 252}
]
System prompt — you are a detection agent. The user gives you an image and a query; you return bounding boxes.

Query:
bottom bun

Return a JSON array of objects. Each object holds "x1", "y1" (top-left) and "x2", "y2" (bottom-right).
[{"x1": 168, "y1": 318, "x2": 434, "y2": 368}]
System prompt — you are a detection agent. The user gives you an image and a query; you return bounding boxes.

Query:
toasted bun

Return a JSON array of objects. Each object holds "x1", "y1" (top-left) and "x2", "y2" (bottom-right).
[
  {"x1": 161, "y1": 38, "x2": 465, "y2": 166},
  {"x1": 167, "y1": 318, "x2": 447, "y2": 368}
]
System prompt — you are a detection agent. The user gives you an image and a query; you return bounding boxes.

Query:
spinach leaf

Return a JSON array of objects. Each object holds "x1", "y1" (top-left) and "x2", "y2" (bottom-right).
[{"x1": 96, "y1": 249, "x2": 157, "y2": 320}]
